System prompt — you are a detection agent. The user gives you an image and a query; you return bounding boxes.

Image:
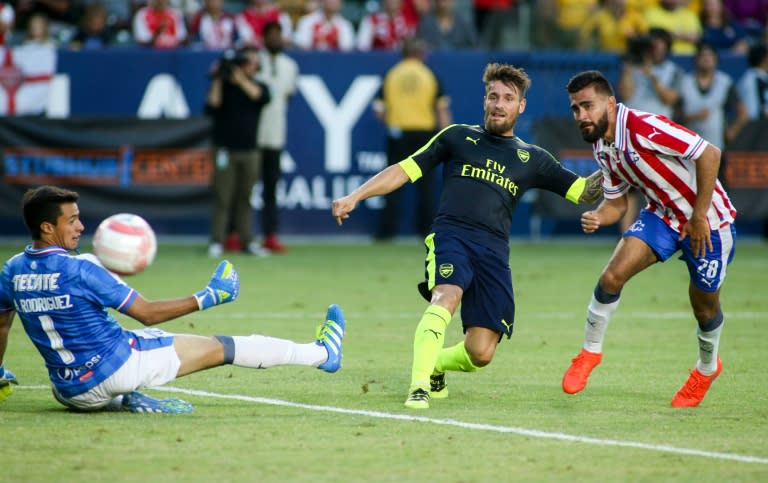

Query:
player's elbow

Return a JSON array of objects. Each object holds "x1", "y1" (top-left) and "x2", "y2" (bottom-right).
[
  {"x1": 125, "y1": 299, "x2": 164, "y2": 326},
  {"x1": 131, "y1": 311, "x2": 161, "y2": 326},
  {"x1": 708, "y1": 144, "x2": 722, "y2": 160}
]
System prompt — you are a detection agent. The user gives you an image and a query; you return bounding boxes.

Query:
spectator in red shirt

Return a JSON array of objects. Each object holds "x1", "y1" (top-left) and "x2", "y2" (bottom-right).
[
  {"x1": 133, "y1": 0, "x2": 188, "y2": 48},
  {"x1": 357, "y1": 0, "x2": 411, "y2": 50},
  {"x1": 235, "y1": 0, "x2": 293, "y2": 47},
  {"x1": 293, "y1": 0, "x2": 354, "y2": 51},
  {"x1": 189, "y1": 0, "x2": 236, "y2": 49},
  {"x1": 400, "y1": 0, "x2": 430, "y2": 31}
]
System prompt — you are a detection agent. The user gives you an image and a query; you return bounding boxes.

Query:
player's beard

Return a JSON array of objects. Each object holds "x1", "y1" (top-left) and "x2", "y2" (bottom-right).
[
  {"x1": 484, "y1": 110, "x2": 516, "y2": 136},
  {"x1": 579, "y1": 110, "x2": 609, "y2": 143}
]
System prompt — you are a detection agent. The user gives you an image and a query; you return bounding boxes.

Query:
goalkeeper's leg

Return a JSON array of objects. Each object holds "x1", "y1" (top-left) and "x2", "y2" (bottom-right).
[{"x1": 174, "y1": 305, "x2": 346, "y2": 373}]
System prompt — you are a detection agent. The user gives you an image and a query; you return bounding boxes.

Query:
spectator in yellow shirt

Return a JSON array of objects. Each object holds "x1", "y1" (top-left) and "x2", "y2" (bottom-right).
[
  {"x1": 579, "y1": 0, "x2": 648, "y2": 52},
  {"x1": 644, "y1": 0, "x2": 702, "y2": 54},
  {"x1": 556, "y1": 0, "x2": 598, "y2": 48}
]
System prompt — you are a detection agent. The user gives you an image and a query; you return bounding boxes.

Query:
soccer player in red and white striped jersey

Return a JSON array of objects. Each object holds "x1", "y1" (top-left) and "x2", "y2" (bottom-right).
[{"x1": 562, "y1": 70, "x2": 736, "y2": 408}]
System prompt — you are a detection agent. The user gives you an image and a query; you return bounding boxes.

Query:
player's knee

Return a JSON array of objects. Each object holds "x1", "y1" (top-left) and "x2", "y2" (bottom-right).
[
  {"x1": 430, "y1": 287, "x2": 461, "y2": 313},
  {"x1": 467, "y1": 346, "x2": 494, "y2": 367},
  {"x1": 690, "y1": 291, "x2": 721, "y2": 325},
  {"x1": 599, "y1": 270, "x2": 626, "y2": 294},
  {"x1": 692, "y1": 302, "x2": 721, "y2": 325}
]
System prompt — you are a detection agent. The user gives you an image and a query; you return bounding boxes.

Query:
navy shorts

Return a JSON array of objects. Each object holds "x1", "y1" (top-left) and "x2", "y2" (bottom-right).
[
  {"x1": 624, "y1": 209, "x2": 736, "y2": 292},
  {"x1": 422, "y1": 231, "x2": 515, "y2": 338}
]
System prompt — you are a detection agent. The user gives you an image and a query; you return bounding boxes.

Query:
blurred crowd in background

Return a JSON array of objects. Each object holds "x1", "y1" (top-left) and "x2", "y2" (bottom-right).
[
  {"x1": 1, "y1": 0, "x2": 767, "y2": 241},
  {"x1": 0, "y1": 0, "x2": 765, "y2": 54}
]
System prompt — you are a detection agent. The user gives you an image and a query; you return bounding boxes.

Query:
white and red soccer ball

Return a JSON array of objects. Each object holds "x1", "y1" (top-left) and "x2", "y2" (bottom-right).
[{"x1": 93, "y1": 213, "x2": 157, "y2": 276}]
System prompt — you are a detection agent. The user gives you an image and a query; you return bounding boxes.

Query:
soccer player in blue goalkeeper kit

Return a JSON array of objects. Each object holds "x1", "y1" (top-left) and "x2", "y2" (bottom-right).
[{"x1": 0, "y1": 185, "x2": 346, "y2": 413}]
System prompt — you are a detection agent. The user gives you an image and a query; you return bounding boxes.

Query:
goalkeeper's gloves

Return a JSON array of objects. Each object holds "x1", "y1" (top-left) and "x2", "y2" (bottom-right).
[
  {"x1": 0, "y1": 364, "x2": 18, "y2": 403},
  {"x1": 194, "y1": 260, "x2": 240, "y2": 310}
]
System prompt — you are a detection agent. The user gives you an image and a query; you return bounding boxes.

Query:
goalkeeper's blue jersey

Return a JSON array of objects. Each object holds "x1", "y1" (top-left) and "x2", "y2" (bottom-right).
[{"x1": 0, "y1": 245, "x2": 139, "y2": 397}]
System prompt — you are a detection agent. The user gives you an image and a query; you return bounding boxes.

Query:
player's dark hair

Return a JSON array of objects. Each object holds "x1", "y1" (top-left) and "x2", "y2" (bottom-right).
[
  {"x1": 566, "y1": 70, "x2": 615, "y2": 97},
  {"x1": 483, "y1": 63, "x2": 531, "y2": 97},
  {"x1": 22, "y1": 185, "x2": 79, "y2": 240}
]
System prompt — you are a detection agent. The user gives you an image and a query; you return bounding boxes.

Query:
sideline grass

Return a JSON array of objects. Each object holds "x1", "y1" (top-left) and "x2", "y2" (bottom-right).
[{"x1": 1, "y1": 240, "x2": 766, "y2": 482}]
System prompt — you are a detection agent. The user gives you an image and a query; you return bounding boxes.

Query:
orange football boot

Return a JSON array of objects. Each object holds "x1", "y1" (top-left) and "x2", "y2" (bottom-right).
[
  {"x1": 562, "y1": 349, "x2": 603, "y2": 394},
  {"x1": 671, "y1": 357, "x2": 722, "y2": 408}
]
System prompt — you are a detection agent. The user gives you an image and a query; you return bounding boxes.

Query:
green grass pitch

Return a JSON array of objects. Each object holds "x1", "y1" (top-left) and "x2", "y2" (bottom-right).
[{"x1": 1, "y1": 240, "x2": 766, "y2": 482}]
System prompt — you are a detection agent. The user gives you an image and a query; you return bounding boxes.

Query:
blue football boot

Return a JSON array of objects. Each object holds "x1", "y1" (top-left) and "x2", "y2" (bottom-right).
[{"x1": 316, "y1": 304, "x2": 346, "y2": 373}]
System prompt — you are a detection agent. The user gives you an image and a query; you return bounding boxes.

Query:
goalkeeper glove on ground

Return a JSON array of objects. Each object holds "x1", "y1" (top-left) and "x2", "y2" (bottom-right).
[
  {"x1": 194, "y1": 260, "x2": 240, "y2": 310},
  {"x1": 0, "y1": 365, "x2": 18, "y2": 403}
]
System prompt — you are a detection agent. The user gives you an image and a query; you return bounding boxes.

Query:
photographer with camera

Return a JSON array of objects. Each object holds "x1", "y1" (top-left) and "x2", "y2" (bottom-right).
[{"x1": 206, "y1": 46, "x2": 272, "y2": 258}]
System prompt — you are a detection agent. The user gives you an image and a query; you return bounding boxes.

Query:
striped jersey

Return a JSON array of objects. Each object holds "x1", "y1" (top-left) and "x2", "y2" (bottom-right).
[
  {"x1": 0, "y1": 247, "x2": 139, "y2": 397},
  {"x1": 594, "y1": 103, "x2": 736, "y2": 232}
]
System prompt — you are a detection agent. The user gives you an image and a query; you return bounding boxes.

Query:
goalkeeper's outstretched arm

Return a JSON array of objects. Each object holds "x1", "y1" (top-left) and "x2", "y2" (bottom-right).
[{"x1": 126, "y1": 261, "x2": 240, "y2": 325}]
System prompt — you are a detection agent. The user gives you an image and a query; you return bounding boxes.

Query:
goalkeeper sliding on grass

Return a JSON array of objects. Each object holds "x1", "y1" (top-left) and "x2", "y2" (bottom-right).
[
  {"x1": 0, "y1": 185, "x2": 345, "y2": 413},
  {"x1": 332, "y1": 63, "x2": 602, "y2": 409}
]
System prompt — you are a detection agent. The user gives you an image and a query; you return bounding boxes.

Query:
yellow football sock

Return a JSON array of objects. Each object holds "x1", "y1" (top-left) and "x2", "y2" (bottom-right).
[
  {"x1": 410, "y1": 304, "x2": 452, "y2": 390},
  {"x1": 435, "y1": 342, "x2": 479, "y2": 373},
  {"x1": 0, "y1": 384, "x2": 12, "y2": 403}
]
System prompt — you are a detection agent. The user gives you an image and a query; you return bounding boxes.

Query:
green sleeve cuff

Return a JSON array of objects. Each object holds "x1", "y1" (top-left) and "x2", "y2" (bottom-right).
[
  {"x1": 399, "y1": 158, "x2": 423, "y2": 182},
  {"x1": 565, "y1": 176, "x2": 586, "y2": 204}
]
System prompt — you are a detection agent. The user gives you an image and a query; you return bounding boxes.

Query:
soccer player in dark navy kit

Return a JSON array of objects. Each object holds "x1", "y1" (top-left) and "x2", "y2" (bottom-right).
[
  {"x1": 0, "y1": 186, "x2": 346, "y2": 413},
  {"x1": 332, "y1": 63, "x2": 602, "y2": 408}
]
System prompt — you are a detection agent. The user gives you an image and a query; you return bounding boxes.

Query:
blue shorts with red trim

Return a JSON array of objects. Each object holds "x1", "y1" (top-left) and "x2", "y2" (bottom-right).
[{"x1": 624, "y1": 209, "x2": 736, "y2": 292}]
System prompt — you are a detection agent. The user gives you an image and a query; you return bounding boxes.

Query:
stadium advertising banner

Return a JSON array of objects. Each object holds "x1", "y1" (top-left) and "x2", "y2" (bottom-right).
[
  {"x1": 0, "y1": 117, "x2": 214, "y2": 235},
  {"x1": 0, "y1": 49, "x2": 507, "y2": 236},
  {"x1": 0, "y1": 49, "x2": 761, "y2": 236}
]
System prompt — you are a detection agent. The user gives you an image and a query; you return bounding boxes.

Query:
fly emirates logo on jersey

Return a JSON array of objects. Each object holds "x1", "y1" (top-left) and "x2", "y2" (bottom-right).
[
  {"x1": 11, "y1": 272, "x2": 73, "y2": 313},
  {"x1": 461, "y1": 158, "x2": 520, "y2": 196}
]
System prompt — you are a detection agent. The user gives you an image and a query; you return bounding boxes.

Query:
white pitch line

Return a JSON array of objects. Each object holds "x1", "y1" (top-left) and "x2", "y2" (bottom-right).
[
  {"x1": 145, "y1": 385, "x2": 768, "y2": 465},
  {"x1": 182, "y1": 310, "x2": 768, "y2": 321},
  {"x1": 18, "y1": 384, "x2": 768, "y2": 464}
]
